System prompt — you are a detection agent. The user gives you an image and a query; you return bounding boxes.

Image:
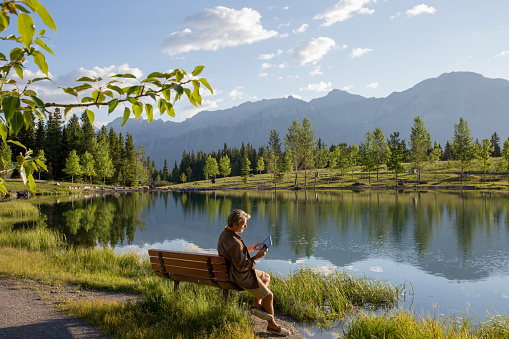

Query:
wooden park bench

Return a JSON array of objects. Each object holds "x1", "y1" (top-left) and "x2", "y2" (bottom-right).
[{"x1": 148, "y1": 249, "x2": 244, "y2": 299}]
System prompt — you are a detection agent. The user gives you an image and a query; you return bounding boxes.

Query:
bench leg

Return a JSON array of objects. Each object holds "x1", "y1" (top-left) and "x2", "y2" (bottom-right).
[
  {"x1": 174, "y1": 280, "x2": 180, "y2": 292},
  {"x1": 223, "y1": 289, "x2": 229, "y2": 301}
]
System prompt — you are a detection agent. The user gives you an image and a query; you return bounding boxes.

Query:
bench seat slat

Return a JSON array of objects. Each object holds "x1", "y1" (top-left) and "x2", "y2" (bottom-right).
[
  {"x1": 149, "y1": 256, "x2": 228, "y2": 273},
  {"x1": 151, "y1": 263, "x2": 230, "y2": 281},
  {"x1": 148, "y1": 249, "x2": 225, "y2": 264}
]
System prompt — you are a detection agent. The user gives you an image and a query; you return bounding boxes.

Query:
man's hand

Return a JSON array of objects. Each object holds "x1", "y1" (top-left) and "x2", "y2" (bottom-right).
[
  {"x1": 254, "y1": 247, "x2": 268, "y2": 260},
  {"x1": 248, "y1": 243, "x2": 264, "y2": 252}
]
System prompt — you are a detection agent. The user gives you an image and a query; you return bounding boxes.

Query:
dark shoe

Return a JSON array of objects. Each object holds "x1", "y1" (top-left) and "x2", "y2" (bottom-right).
[
  {"x1": 250, "y1": 305, "x2": 273, "y2": 320},
  {"x1": 267, "y1": 325, "x2": 289, "y2": 337}
]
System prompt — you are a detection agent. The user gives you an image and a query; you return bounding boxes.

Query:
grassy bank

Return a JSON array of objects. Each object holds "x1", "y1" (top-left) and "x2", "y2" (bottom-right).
[
  {"x1": 343, "y1": 310, "x2": 509, "y2": 338},
  {"x1": 169, "y1": 159, "x2": 509, "y2": 191},
  {"x1": 0, "y1": 227, "x2": 402, "y2": 338}
]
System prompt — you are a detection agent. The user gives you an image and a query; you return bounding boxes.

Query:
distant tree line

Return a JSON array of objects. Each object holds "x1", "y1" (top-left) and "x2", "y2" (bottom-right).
[
  {"x1": 0, "y1": 109, "x2": 152, "y2": 187},
  {"x1": 168, "y1": 116, "x2": 509, "y2": 185}
]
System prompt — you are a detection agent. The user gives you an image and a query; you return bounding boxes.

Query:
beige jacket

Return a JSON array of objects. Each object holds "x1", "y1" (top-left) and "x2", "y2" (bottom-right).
[{"x1": 217, "y1": 227, "x2": 260, "y2": 290}]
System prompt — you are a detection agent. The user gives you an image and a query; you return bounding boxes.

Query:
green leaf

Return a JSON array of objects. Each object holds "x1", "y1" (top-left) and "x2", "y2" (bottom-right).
[
  {"x1": 191, "y1": 65, "x2": 205, "y2": 76},
  {"x1": 34, "y1": 38, "x2": 55, "y2": 56},
  {"x1": 7, "y1": 139, "x2": 26, "y2": 150},
  {"x1": 174, "y1": 84, "x2": 184, "y2": 96},
  {"x1": 113, "y1": 73, "x2": 138, "y2": 79},
  {"x1": 0, "y1": 182, "x2": 6, "y2": 195},
  {"x1": 0, "y1": 53, "x2": 6, "y2": 61},
  {"x1": 166, "y1": 102, "x2": 175, "y2": 118},
  {"x1": 146, "y1": 104, "x2": 153, "y2": 123},
  {"x1": 107, "y1": 85, "x2": 124, "y2": 95},
  {"x1": 122, "y1": 107, "x2": 130, "y2": 127},
  {"x1": 23, "y1": 111, "x2": 32, "y2": 129},
  {"x1": 74, "y1": 83, "x2": 92, "y2": 92},
  {"x1": 76, "y1": 76, "x2": 95, "y2": 82},
  {"x1": 127, "y1": 97, "x2": 137, "y2": 105},
  {"x1": 158, "y1": 99, "x2": 166, "y2": 114},
  {"x1": 32, "y1": 51, "x2": 48, "y2": 75},
  {"x1": 30, "y1": 95, "x2": 45, "y2": 112},
  {"x1": 85, "y1": 109, "x2": 95, "y2": 125},
  {"x1": 30, "y1": 77, "x2": 51, "y2": 83},
  {"x1": 81, "y1": 97, "x2": 94, "y2": 103},
  {"x1": 35, "y1": 158, "x2": 47, "y2": 171},
  {"x1": 19, "y1": 162, "x2": 27, "y2": 184},
  {"x1": 0, "y1": 11, "x2": 9, "y2": 34},
  {"x1": 108, "y1": 99, "x2": 119, "y2": 114},
  {"x1": 14, "y1": 4, "x2": 30, "y2": 13},
  {"x1": 30, "y1": 0, "x2": 57, "y2": 33},
  {"x1": 62, "y1": 87, "x2": 78, "y2": 97},
  {"x1": 64, "y1": 106, "x2": 73, "y2": 119},
  {"x1": 162, "y1": 89, "x2": 171, "y2": 101},
  {"x1": 175, "y1": 69, "x2": 184, "y2": 82},
  {"x1": 28, "y1": 173, "x2": 35, "y2": 192},
  {"x1": 199, "y1": 78, "x2": 213, "y2": 94},
  {"x1": 2, "y1": 96, "x2": 20, "y2": 121},
  {"x1": 38, "y1": 29, "x2": 46, "y2": 36},
  {"x1": 124, "y1": 86, "x2": 137, "y2": 95},
  {"x1": 10, "y1": 111, "x2": 24, "y2": 135},
  {"x1": 0, "y1": 122, "x2": 8, "y2": 142},
  {"x1": 132, "y1": 102, "x2": 142, "y2": 118},
  {"x1": 14, "y1": 66, "x2": 23, "y2": 79},
  {"x1": 17, "y1": 13, "x2": 35, "y2": 49},
  {"x1": 10, "y1": 48, "x2": 23, "y2": 62}
]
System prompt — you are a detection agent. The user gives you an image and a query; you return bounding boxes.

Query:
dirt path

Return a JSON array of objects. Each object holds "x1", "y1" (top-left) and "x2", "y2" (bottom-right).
[{"x1": 0, "y1": 278, "x2": 306, "y2": 338}]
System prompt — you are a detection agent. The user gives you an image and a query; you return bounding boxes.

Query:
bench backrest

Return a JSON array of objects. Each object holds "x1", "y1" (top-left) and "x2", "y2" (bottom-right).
[{"x1": 148, "y1": 249, "x2": 243, "y2": 291}]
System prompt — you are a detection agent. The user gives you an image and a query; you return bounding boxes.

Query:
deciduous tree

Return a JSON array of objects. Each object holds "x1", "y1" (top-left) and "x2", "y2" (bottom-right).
[
  {"x1": 452, "y1": 117, "x2": 474, "y2": 184},
  {"x1": 64, "y1": 150, "x2": 81, "y2": 184},
  {"x1": 410, "y1": 116, "x2": 431, "y2": 183},
  {"x1": 475, "y1": 139, "x2": 494, "y2": 183}
]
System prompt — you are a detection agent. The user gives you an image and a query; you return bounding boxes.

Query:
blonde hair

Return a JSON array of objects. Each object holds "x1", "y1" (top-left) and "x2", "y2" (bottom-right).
[{"x1": 227, "y1": 209, "x2": 251, "y2": 227}]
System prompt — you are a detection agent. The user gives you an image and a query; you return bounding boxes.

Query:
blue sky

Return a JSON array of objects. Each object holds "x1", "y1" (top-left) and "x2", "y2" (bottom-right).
[{"x1": 23, "y1": 0, "x2": 509, "y2": 126}]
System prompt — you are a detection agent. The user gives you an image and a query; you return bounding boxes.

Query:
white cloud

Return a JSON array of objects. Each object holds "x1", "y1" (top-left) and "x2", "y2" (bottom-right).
[
  {"x1": 406, "y1": 4, "x2": 436, "y2": 18},
  {"x1": 228, "y1": 86, "x2": 257, "y2": 101},
  {"x1": 283, "y1": 6, "x2": 289, "y2": 10},
  {"x1": 366, "y1": 82, "x2": 378, "y2": 88},
  {"x1": 299, "y1": 81, "x2": 333, "y2": 92},
  {"x1": 181, "y1": 99, "x2": 220, "y2": 120},
  {"x1": 229, "y1": 86, "x2": 244, "y2": 100},
  {"x1": 280, "y1": 33, "x2": 290, "y2": 39},
  {"x1": 310, "y1": 66, "x2": 323, "y2": 76},
  {"x1": 293, "y1": 24, "x2": 309, "y2": 34},
  {"x1": 314, "y1": 0, "x2": 375, "y2": 27},
  {"x1": 287, "y1": 94, "x2": 303, "y2": 99},
  {"x1": 258, "y1": 49, "x2": 283, "y2": 60},
  {"x1": 292, "y1": 37, "x2": 336, "y2": 65},
  {"x1": 390, "y1": 12, "x2": 401, "y2": 19},
  {"x1": 261, "y1": 63, "x2": 273, "y2": 69},
  {"x1": 278, "y1": 62, "x2": 289, "y2": 69},
  {"x1": 495, "y1": 51, "x2": 509, "y2": 57},
  {"x1": 342, "y1": 85, "x2": 354, "y2": 91},
  {"x1": 161, "y1": 7, "x2": 277, "y2": 55},
  {"x1": 350, "y1": 48, "x2": 373, "y2": 58},
  {"x1": 278, "y1": 22, "x2": 290, "y2": 29},
  {"x1": 258, "y1": 72, "x2": 268, "y2": 77}
]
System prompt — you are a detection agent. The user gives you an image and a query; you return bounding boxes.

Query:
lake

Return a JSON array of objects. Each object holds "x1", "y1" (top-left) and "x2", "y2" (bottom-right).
[{"x1": 39, "y1": 189, "x2": 509, "y2": 337}]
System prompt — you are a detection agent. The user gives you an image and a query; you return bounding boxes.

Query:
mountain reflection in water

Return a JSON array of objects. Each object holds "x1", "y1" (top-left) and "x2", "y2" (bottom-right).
[{"x1": 39, "y1": 190, "x2": 509, "y2": 318}]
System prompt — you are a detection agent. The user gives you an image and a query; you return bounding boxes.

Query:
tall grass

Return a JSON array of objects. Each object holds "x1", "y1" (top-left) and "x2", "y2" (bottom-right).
[
  {"x1": 343, "y1": 310, "x2": 509, "y2": 338},
  {"x1": 268, "y1": 269, "x2": 401, "y2": 326},
  {"x1": 0, "y1": 200, "x2": 40, "y2": 226},
  {"x1": 0, "y1": 227, "x2": 63, "y2": 251},
  {"x1": 64, "y1": 281, "x2": 256, "y2": 339}
]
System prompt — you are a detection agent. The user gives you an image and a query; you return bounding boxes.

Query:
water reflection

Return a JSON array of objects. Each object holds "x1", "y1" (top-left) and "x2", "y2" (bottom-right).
[{"x1": 40, "y1": 190, "x2": 509, "y2": 283}]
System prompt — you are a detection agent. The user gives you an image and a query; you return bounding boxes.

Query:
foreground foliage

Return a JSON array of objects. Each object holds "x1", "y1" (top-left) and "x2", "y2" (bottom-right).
[{"x1": 343, "y1": 310, "x2": 509, "y2": 339}]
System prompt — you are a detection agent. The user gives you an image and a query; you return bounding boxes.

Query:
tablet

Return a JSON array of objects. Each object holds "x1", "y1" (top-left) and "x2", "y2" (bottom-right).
[{"x1": 258, "y1": 236, "x2": 272, "y2": 250}]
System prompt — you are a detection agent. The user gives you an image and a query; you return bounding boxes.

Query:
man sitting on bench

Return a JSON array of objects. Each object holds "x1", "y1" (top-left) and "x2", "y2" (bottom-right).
[{"x1": 217, "y1": 209, "x2": 289, "y2": 337}]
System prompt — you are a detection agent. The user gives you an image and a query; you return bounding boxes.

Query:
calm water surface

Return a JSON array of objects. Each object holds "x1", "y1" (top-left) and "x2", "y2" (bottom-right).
[{"x1": 40, "y1": 190, "x2": 509, "y2": 337}]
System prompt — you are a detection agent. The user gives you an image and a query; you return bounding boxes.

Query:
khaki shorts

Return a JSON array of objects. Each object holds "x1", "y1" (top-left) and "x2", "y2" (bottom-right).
[{"x1": 244, "y1": 269, "x2": 271, "y2": 299}]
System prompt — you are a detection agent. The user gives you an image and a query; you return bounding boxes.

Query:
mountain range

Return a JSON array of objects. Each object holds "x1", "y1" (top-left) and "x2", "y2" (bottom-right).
[{"x1": 106, "y1": 71, "x2": 509, "y2": 168}]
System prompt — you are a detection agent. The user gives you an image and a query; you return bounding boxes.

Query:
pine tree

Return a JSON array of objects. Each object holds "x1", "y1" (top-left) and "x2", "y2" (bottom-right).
[
  {"x1": 45, "y1": 109, "x2": 64, "y2": 180},
  {"x1": 162, "y1": 159, "x2": 169, "y2": 181},
  {"x1": 122, "y1": 133, "x2": 136, "y2": 186},
  {"x1": 80, "y1": 111, "x2": 96, "y2": 155},
  {"x1": 171, "y1": 161, "x2": 180, "y2": 183},
  {"x1": 62, "y1": 114, "x2": 82, "y2": 158},
  {"x1": 241, "y1": 155, "x2": 251, "y2": 183},
  {"x1": 490, "y1": 132, "x2": 501, "y2": 157}
]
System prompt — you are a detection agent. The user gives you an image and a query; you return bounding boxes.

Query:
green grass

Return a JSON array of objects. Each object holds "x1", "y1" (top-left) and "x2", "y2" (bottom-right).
[
  {"x1": 342, "y1": 310, "x2": 509, "y2": 338},
  {"x1": 168, "y1": 159, "x2": 509, "y2": 191},
  {"x1": 0, "y1": 200, "x2": 41, "y2": 228}
]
